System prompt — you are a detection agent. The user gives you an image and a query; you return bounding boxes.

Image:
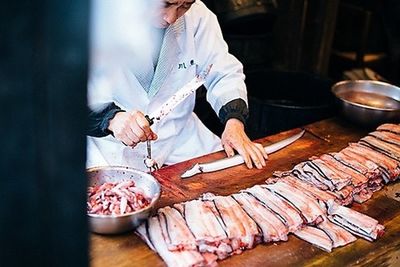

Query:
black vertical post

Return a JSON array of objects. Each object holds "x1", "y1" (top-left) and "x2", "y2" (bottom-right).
[{"x1": 0, "y1": 1, "x2": 89, "y2": 266}]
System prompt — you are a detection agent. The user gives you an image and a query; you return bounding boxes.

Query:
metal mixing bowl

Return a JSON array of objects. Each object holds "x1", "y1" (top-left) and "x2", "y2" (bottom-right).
[
  {"x1": 331, "y1": 80, "x2": 400, "y2": 126},
  {"x1": 87, "y1": 166, "x2": 161, "y2": 234}
]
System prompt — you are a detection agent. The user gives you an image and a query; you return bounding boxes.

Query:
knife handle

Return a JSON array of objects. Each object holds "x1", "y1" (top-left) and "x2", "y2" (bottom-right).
[{"x1": 145, "y1": 115, "x2": 154, "y2": 126}]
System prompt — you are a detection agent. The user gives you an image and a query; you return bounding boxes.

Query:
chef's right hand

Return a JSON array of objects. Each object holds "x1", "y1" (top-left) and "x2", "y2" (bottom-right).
[{"x1": 107, "y1": 110, "x2": 157, "y2": 147}]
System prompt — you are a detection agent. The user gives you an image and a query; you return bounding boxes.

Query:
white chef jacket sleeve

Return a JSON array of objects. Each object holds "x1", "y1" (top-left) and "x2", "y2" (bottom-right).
[{"x1": 191, "y1": 1, "x2": 248, "y2": 115}]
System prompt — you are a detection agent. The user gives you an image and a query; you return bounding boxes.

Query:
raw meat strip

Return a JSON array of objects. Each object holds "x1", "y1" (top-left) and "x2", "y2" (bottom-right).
[
  {"x1": 325, "y1": 200, "x2": 385, "y2": 242},
  {"x1": 232, "y1": 192, "x2": 289, "y2": 242},
  {"x1": 294, "y1": 225, "x2": 333, "y2": 252}
]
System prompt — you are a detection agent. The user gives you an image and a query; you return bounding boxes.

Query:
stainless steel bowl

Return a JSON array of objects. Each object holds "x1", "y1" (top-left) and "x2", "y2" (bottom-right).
[
  {"x1": 87, "y1": 166, "x2": 161, "y2": 234},
  {"x1": 331, "y1": 80, "x2": 400, "y2": 126}
]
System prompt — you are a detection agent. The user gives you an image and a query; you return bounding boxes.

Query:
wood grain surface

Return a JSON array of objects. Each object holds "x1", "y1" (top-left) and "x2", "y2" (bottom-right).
[{"x1": 90, "y1": 118, "x2": 400, "y2": 267}]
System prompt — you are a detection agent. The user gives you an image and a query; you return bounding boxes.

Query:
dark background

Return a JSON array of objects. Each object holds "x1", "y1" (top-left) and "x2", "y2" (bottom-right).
[
  {"x1": 196, "y1": 0, "x2": 400, "y2": 138},
  {"x1": 0, "y1": 1, "x2": 88, "y2": 266},
  {"x1": 0, "y1": 0, "x2": 398, "y2": 266}
]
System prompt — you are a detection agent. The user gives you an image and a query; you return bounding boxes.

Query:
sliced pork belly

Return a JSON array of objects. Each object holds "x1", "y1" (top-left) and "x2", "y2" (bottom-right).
[
  {"x1": 331, "y1": 151, "x2": 381, "y2": 181},
  {"x1": 325, "y1": 200, "x2": 385, "y2": 242},
  {"x1": 359, "y1": 136, "x2": 400, "y2": 161},
  {"x1": 177, "y1": 200, "x2": 232, "y2": 259},
  {"x1": 317, "y1": 154, "x2": 368, "y2": 187},
  {"x1": 311, "y1": 155, "x2": 373, "y2": 203},
  {"x1": 298, "y1": 160, "x2": 354, "y2": 205},
  {"x1": 264, "y1": 182, "x2": 325, "y2": 225},
  {"x1": 369, "y1": 130, "x2": 400, "y2": 146},
  {"x1": 157, "y1": 206, "x2": 197, "y2": 251},
  {"x1": 264, "y1": 176, "x2": 280, "y2": 184},
  {"x1": 341, "y1": 146, "x2": 381, "y2": 171},
  {"x1": 330, "y1": 152, "x2": 382, "y2": 199},
  {"x1": 277, "y1": 175, "x2": 338, "y2": 203},
  {"x1": 346, "y1": 143, "x2": 400, "y2": 182},
  {"x1": 201, "y1": 194, "x2": 260, "y2": 252},
  {"x1": 334, "y1": 185, "x2": 354, "y2": 206},
  {"x1": 232, "y1": 192, "x2": 289, "y2": 242},
  {"x1": 294, "y1": 161, "x2": 335, "y2": 190},
  {"x1": 136, "y1": 216, "x2": 212, "y2": 267},
  {"x1": 342, "y1": 146, "x2": 392, "y2": 183},
  {"x1": 136, "y1": 221, "x2": 156, "y2": 251},
  {"x1": 377, "y1": 123, "x2": 400, "y2": 135},
  {"x1": 245, "y1": 185, "x2": 303, "y2": 232},
  {"x1": 317, "y1": 218, "x2": 357, "y2": 248},
  {"x1": 309, "y1": 158, "x2": 352, "y2": 190},
  {"x1": 201, "y1": 253, "x2": 218, "y2": 267},
  {"x1": 294, "y1": 225, "x2": 333, "y2": 252}
]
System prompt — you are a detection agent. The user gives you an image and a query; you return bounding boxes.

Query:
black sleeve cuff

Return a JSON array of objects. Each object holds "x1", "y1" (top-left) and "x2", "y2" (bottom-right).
[
  {"x1": 218, "y1": 98, "x2": 249, "y2": 126},
  {"x1": 87, "y1": 102, "x2": 125, "y2": 137}
]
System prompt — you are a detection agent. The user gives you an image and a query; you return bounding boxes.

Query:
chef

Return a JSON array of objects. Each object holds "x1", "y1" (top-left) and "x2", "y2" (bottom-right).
[{"x1": 87, "y1": 0, "x2": 268, "y2": 171}]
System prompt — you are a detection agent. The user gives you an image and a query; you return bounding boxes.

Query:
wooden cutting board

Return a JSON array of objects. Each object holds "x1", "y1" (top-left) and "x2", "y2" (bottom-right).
[{"x1": 90, "y1": 118, "x2": 400, "y2": 267}]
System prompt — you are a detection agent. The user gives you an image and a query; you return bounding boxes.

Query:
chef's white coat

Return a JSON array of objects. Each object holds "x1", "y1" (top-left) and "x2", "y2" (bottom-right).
[{"x1": 87, "y1": 0, "x2": 248, "y2": 171}]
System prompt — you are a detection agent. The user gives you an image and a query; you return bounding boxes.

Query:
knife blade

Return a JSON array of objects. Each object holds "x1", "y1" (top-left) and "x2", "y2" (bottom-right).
[
  {"x1": 181, "y1": 129, "x2": 305, "y2": 178},
  {"x1": 143, "y1": 64, "x2": 212, "y2": 172},
  {"x1": 146, "y1": 64, "x2": 213, "y2": 125}
]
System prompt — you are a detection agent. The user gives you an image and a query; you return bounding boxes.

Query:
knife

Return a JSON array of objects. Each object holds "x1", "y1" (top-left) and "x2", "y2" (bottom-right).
[
  {"x1": 181, "y1": 129, "x2": 305, "y2": 178},
  {"x1": 145, "y1": 64, "x2": 213, "y2": 126},
  {"x1": 143, "y1": 64, "x2": 213, "y2": 172}
]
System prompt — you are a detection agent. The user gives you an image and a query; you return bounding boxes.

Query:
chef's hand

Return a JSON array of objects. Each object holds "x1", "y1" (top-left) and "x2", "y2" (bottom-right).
[
  {"x1": 221, "y1": 118, "x2": 268, "y2": 169},
  {"x1": 108, "y1": 110, "x2": 157, "y2": 147}
]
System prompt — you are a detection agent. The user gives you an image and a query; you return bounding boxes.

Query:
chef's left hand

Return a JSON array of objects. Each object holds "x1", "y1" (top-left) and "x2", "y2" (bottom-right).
[{"x1": 221, "y1": 118, "x2": 268, "y2": 169}]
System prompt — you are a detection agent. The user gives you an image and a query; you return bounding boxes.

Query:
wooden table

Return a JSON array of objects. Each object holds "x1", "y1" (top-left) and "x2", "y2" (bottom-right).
[{"x1": 90, "y1": 118, "x2": 400, "y2": 267}]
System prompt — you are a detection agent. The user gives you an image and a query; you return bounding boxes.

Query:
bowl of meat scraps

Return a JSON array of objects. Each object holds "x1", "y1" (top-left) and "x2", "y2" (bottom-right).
[{"x1": 87, "y1": 166, "x2": 161, "y2": 234}]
